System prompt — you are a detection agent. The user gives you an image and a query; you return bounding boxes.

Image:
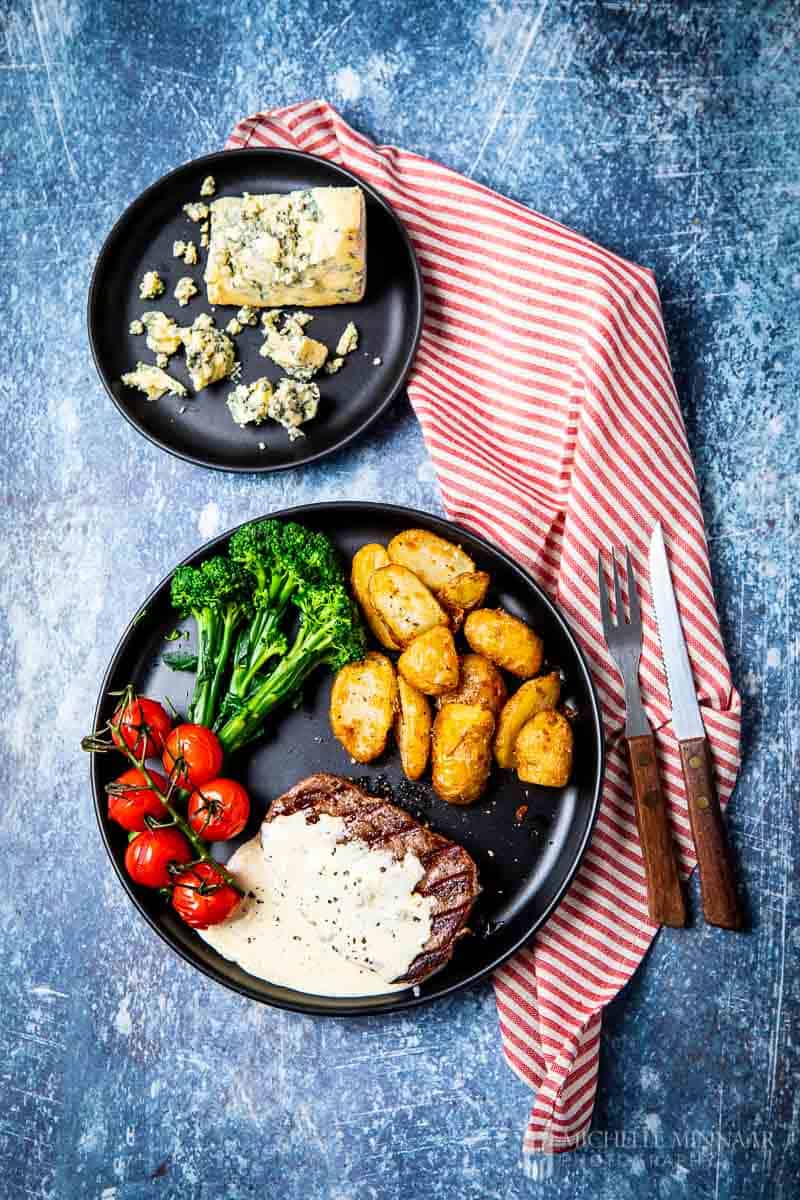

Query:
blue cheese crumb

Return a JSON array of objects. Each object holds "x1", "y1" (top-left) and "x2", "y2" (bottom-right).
[
  {"x1": 226, "y1": 318, "x2": 243, "y2": 336},
  {"x1": 183, "y1": 241, "x2": 199, "y2": 266},
  {"x1": 226, "y1": 378, "x2": 273, "y2": 427},
  {"x1": 121, "y1": 363, "x2": 187, "y2": 401},
  {"x1": 372, "y1": 356, "x2": 382, "y2": 366},
  {"x1": 174, "y1": 276, "x2": 198, "y2": 307},
  {"x1": 183, "y1": 201, "x2": 209, "y2": 223},
  {"x1": 129, "y1": 319, "x2": 145, "y2": 336},
  {"x1": 336, "y1": 321, "x2": 358, "y2": 356},
  {"x1": 325, "y1": 357, "x2": 344, "y2": 375},
  {"x1": 268, "y1": 378, "x2": 320, "y2": 441},
  {"x1": 236, "y1": 305, "x2": 259, "y2": 326},
  {"x1": 172, "y1": 240, "x2": 187, "y2": 258},
  {"x1": 200, "y1": 175, "x2": 216, "y2": 197},
  {"x1": 139, "y1": 270, "x2": 165, "y2": 300}
]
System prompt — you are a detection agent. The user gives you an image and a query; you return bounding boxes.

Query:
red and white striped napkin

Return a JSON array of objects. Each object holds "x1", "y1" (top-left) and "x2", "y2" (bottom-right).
[{"x1": 226, "y1": 101, "x2": 742, "y2": 1155}]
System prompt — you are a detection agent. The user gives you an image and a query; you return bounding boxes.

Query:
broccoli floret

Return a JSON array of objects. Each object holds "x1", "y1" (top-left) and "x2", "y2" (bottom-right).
[
  {"x1": 170, "y1": 557, "x2": 250, "y2": 729},
  {"x1": 217, "y1": 520, "x2": 344, "y2": 724},
  {"x1": 217, "y1": 581, "x2": 366, "y2": 753}
]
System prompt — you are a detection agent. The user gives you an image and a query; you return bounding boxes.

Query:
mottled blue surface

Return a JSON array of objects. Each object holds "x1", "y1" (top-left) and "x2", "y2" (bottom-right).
[{"x1": 0, "y1": 1, "x2": 798, "y2": 1197}]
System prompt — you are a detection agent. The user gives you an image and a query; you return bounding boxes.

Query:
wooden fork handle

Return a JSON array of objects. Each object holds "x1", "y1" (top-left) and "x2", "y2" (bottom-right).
[
  {"x1": 679, "y1": 737, "x2": 742, "y2": 930},
  {"x1": 626, "y1": 733, "x2": 686, "y2": 927}
]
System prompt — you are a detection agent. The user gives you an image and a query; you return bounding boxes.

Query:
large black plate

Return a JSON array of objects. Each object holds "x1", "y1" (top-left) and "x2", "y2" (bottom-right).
[
  {"x1": 90, "y1": 504, "x2": 603, "y2": 1015},
  {"x1": 88, "y1": 150, "x2": 423, "y2": 472}
]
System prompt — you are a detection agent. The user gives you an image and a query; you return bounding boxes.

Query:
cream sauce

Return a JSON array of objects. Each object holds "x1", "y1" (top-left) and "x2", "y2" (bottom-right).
[{"x1": 198, "y1": 815, "x2": 434, "y2": 998}]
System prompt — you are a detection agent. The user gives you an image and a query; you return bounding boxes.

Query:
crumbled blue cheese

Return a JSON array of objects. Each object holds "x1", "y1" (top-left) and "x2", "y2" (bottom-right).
[
  {"x1": 141, "y1": 310, "x2": 182, "y2": 356},
  {"x1": 174, "y1": 276, "x2": 198, "y2": 307},
  {"x1": 260, "y1": 321, "x2": 328, "y2": 380},
  {"x1": 129, "y1": 318, "x2": 145, "y2": 336},
  {"x1": 325, "y1": 357, "x2": 344, "y2": 375},
  {"x1": 156, "y1": 352, "x2": 168, "y2": 368},
  {"x1": 336, "y1": 321, "x2": 358, "y2": 356},
  {"x1": 287, "y1": 311, "x2": 314, "y2": 330},
  {"x1": 183, "y1": 201, "x2": 210, "y2": 223},
  {"x1": 173, "y1": 240, "x2": 187, "y2": 258},
  {"x1": 261, "y1": 309, "x2": 283, "y2": 329},
  {"x1": 226, "y1": 317, "x2": 243, "y2": 336},
  {"x1": 180, "y1": 314, "x2": 236, "y2": 390},
  {"x1": 372, "y1": 356, "x2": 382, "y2": 366},
  {"x1": 139, "y1": 270, "x2": 165, "y2": 300},
  {"x1": 121, "y1": 363, "x2": 187, "y2": 401},
  {"x1": 200, "y1": 175, "x2": 216, "y2": 197},
  {"x1": 237, "y1": 305, "x2": 259, "y2": 326},
  {"x1": 268, "y1": 378, "x2": 319, "y2": 440},
  {"x1": 183, "y1": 242, "x2": 199, "y2": 266},
  {"x1": 226, "y1": 377, "x2": 273, "y2": 427}
]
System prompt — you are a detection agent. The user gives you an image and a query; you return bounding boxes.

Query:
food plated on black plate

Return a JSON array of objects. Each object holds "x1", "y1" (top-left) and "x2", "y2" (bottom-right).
[
  {"x1": 88, "y1": 150, "x2": 422, "y2": 473},
  {"x1": 84, "y1": 503, "x2": 602, "y2": 1015}
]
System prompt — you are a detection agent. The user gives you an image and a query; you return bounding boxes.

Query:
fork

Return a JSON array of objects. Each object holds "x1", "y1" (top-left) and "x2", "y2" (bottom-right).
[{"x1": 598, "y1": 548, "x2": 686, "y2": 927}]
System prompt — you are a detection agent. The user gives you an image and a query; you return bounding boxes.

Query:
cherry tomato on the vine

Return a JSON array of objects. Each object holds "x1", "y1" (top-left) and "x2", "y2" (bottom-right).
[
  {"x1": 187, "y1": 778, "x2": 250, "y2": 842},
  {"x1": 112, "y1": 696, "x2": 172, "y2": 759},
  {"x1": 124, "y1": 826, "x2": 192, "y2": 888},
  {"x1": 162, "y1": 724, "x2": 224, "y2": 789},
  {"x1": 170, "y1": 861, "x2": 240, "y2": 928},
  {"x1": 107, "y1": 768, "x2": 169, "y2": 832}
]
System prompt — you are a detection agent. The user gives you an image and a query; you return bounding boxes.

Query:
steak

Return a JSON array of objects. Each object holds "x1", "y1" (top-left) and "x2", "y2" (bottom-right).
[{"x1": 266, "y1": 773, "x2": 481, "y2": 985}]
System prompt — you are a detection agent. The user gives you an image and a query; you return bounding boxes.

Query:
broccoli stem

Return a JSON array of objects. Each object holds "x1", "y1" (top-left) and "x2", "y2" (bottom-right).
[
  {"x1": 218, "y1": 626, "x2": 329, "y2": 754},
  {"x1": 188, "y1": 609, "x2": 221, "y2": 727}
]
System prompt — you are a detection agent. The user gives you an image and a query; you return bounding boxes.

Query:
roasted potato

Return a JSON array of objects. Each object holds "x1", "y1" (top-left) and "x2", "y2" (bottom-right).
[
  {"x1": 330, "y1": 652, "x2": 397, "y2": 764},
  {"x1": 350, "y1": 543, "x2": 401, "y2": 650},
  {"x1": 494, "y1": 672, "x2": 561, "y2": 767},
  {"x1": 397, "y1": 626, "x2": 460, "y2": 696},
  {"x1": 463, "y1": 608, "x2": 543, "y2": 678},
  {"x1": 387, "y1": 529, "x2": 475, "y2": 592},
  {"x1": 515, "y1": 710, "x2": 574, "y2": 787},
  {"x1": 437, "y1": 653, "x2": 507, "y2": 716},
  {"x1": 395, "y1": 676, "x2": 432, "y2": 781},
  {"x1": 438, "y1": 570, "x2": 490, "y2": 614},
  {"x1": 431, "y1": 702, "x2": 495, "y2": 805},
  {"x1": 368, "y1": 564, "x2": 448, "y2": 647}
]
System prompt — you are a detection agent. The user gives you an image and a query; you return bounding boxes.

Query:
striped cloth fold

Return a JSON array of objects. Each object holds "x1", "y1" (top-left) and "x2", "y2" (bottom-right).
[{"x1": 225, "y1": 101, "x2": 741, "y2": 1156}]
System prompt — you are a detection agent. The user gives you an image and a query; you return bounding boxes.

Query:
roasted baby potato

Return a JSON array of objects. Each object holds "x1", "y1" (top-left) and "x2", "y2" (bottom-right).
[
  {"x1": 494, "y1": 672, "x2": 561, "y2": 768},
  {"x1": 463, "y1": 608, "x2": 544, "y2": 678},
  {"x1": 398, "y1": 626, "x2": 460, "y2": 696},
  {"x1": 350, "y1": 543, "x2": 401, "y2": 650},
  {"x1": 395, "y1": 676, "x2": 432, "y2": 781},
  {"x1": 330, "y1": 652, "x2": 397, "y2": 764},
  {"x1": 515, "y1": 710, "x2": 574, "y2": 787},
  {"x1": 387, "y1": 529, "x2": 475, "y2": 593},
  {"x1": 438, "y1": 570, "x2": 490, "y2": 614},
  {"x1": 431, "y1": 702, "x2": 495, "y2": 805},
  {"x1": 437, "y1": 653, "x2": 507, "y2": 716},
  {"x1": 368, "y1": 564, "x2": 448, "y2": 647}
]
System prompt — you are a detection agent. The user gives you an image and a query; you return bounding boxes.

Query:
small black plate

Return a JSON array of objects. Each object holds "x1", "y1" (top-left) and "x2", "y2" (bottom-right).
[
  {"x1": 89, "y1": 503, "x2": 603, "y2": 1015},
  {"x1": 88, "y1": 150, "x2": 423, "y2": 473}
]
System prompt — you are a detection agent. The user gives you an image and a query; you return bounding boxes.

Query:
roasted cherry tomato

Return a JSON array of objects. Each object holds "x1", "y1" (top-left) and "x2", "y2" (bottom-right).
[
  {"x1": 124, "y1": 826, "x2": 192, "y2": 888},
  {"x1": 112, "y1": 696, "x2": 172, "y2": 759},
  {"x1": 107, "y1": 768, "x2": 169, "y2": 832},
  {"x1": 187, "y1": 778, "x2": 250, "y2": 841},
  {"x1": 162, "y1": 724, "x2": 224, "y2": 789},
  {"x1": 170, "y1": 861, "x2": 240, "y2": 928}
]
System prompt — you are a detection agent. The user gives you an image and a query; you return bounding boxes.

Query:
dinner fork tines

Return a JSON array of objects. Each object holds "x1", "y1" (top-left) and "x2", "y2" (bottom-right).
[{"x1": 598, "y1": 548, "x2": 686, "y2": 928}]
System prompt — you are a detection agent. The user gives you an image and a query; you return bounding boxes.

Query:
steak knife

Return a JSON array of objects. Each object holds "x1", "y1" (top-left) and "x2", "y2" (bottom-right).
[{"x1": 649, "y1": 522, "x2": 742, "y2": 929}]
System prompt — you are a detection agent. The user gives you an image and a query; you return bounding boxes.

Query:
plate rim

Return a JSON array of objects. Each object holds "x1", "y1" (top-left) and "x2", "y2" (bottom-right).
[
  {"x1": 86, "y1": 148, "x2": 424, "y2": 475},
  {"x1": 89, "y1": 501, "x2": 605, "y2": 1016}
]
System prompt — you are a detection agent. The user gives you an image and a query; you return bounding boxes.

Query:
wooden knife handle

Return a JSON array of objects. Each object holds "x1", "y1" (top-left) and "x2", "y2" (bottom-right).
[
  {"x1": 679, "y1": 737, "x2": 742, "y2": 930},
  {"x1": 626, "y1": 733, "x2": 686, "y2": 927}
]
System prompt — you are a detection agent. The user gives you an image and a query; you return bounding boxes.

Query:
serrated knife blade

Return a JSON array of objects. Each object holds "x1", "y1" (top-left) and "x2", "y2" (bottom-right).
[{"x1": 648, "y1": 522, "x2": 705, "y2": 741}]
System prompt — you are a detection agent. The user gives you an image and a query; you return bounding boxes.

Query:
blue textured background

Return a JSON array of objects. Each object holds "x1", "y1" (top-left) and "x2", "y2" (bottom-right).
[{"x1": 1, "y1": 1, "x2": 797, "y2": 1197}]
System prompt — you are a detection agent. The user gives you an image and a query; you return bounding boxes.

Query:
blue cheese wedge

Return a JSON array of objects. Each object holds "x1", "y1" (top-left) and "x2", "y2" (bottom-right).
[
  {"x1": 121, "y1": 363, "x2": 187, "y2": 401},
  {"x1": 268, "y1": 378, "x2": 319, "y2": 440},
  {"x1": 141, "y1": 311, "x2": 182, "y2": 356},
  {"x1": 336, "y1": 321, "x2": 358, "y2": 356},
  {"x1": 180, "y1": 315, "x2": 236, "y2": 390},
  {"x1": 139, "y1": 270, "x2": 165, "y2": 300},
  {"x1": 259, "y1": 318, "x2": 328, "y2": 380},
  {"x1": 174, "y1": 276, "x2": 198, "y2": 307},
  {"x1": 226, "y1": 377, "x2": 273, "y2": 427},
  {"x1": 205, "y1": 187, "x2": 366, "y2": 308}
]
